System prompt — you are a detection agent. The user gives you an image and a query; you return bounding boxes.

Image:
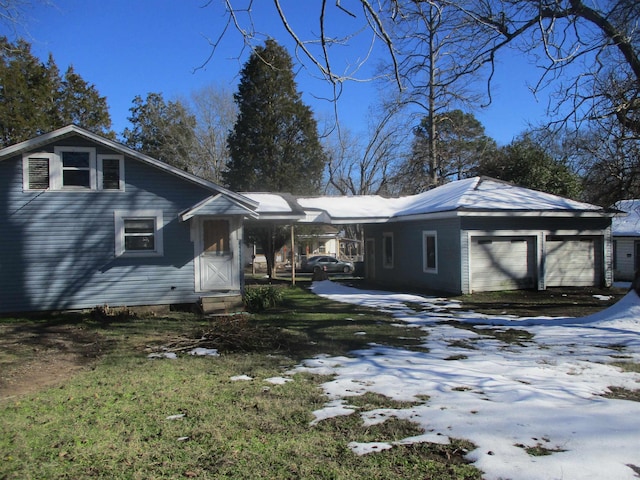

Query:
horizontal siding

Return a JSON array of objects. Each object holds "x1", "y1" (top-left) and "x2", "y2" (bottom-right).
[
  {"x1": 365, "y1": 218, "x2": 462, "y2": 294},
  {"x1": 1, "y1": 142, "x2": 244, "y2": 313}
]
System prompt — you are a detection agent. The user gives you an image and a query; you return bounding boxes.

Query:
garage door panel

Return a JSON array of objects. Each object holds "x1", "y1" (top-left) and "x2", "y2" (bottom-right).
[
  {"x1": 471, "y1": 237, "x2": 536, "y2": 292},
  {"x1": 546, "y1": 237, "x2": 597, "y2": 287}
]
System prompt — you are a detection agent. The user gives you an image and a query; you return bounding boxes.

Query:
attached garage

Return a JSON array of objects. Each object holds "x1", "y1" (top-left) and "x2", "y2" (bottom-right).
[
  {"x1": 294, "y1": 177, "x2": 615, "y2": 295},
  {"x1": 545, "y1": 236, "x2": 601, "y2": 287},
  {"x1": 470, "y1": 236, "x2": 537, "y2": 292}
]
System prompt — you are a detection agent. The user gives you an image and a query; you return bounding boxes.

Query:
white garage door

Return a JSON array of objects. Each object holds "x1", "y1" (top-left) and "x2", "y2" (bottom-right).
[
  {"x1": 471, "y1": 237, "x2": 536, "y2": 292},
  {"x1": 545, "y1": 236, "x2": 597, "y2": 287}
]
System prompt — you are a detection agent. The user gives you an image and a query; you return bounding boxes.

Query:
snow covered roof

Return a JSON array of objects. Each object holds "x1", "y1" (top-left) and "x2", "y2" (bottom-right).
[
  {"x1": 294, "y1": 177, "x2": 611, "y2": 224},
  {"x1": 241, "y1": 192, "x2": 306, "y2": 221},
  {"x1": 613, "y1": 199, "x2": 640, "y2": 236}
]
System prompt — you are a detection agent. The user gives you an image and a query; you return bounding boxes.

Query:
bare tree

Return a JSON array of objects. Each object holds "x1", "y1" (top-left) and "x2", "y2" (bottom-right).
[
  {"x1": 0, "y1": 0, "x2": 51, "y2": 40},
  {"x1": 188, "y1": 84, "x2": 237, "y2": 183},
  {"x1": 451, "y1": 0, "x2": 640, "y2": 136},
  {"x1": 211, "y1": 0, "x2": 640, "y2": 138},
  {"x1": 571, "y1": 118, "x2": 640, "y2": 205},
  {"x1": 324, "y1": 101, "x2": 409, "y2": 196}
]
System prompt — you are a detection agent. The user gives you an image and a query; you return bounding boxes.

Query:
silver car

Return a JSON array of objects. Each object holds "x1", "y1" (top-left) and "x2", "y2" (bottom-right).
[{"x1": 303, "y1": 255, "x2": 354, "y2": 274}]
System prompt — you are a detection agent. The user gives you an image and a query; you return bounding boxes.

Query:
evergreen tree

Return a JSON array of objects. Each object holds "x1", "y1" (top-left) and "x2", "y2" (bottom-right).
[
  {"x1": 392, "y1": 110, "x2": 496, "y2": 194},
  {"x1": 0, "y1": 37, "x2": 112, "y2": 147},
  {"x1": 55, "y1": 65, "x2": 112, "y2": 136},
  {"x1": 226, "y1": 39, "x2": 327, "y2": 278},
  {"x1": 225, "y1": 39, "x2": 327, "y2": 194},
  {"x1": 122, "y1": 93, "x2": 196, "y2": 171},
  {"x1": 475, "y1": 134, "x2": 582, "y2": 199},
  {"x1": 0, "y1": 38, "x2": 50, "y2": 146}
]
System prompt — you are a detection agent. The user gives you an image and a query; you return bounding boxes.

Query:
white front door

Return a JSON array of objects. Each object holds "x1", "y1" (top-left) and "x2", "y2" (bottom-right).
[{"x1": 197, "y1": 218, "x2": 238, "y2": 292}]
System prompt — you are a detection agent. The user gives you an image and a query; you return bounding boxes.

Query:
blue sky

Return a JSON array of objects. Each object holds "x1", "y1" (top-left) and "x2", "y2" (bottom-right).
[{"x1": 10, "y1": 0, "x2": 551, "y2": 145}]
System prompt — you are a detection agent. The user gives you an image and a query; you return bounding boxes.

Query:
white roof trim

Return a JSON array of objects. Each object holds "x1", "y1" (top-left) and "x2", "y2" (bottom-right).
[{"x1": 180, "y1": 194, "x2": 259, "y2": 221}]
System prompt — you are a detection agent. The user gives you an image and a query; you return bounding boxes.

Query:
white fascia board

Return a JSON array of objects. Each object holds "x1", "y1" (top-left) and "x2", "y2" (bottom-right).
[
  {"x1": 180, "y1": 193, "x2": 259, "y2": 221},
  {"x1": 297, "y1": 209, "x2": 393, "y2": 224},
  {"x1": 388, "y1": 209, "x2": 613, "y2": 222},
  {"x1": 248, "y1": 213, "x2": 305, "y2": 222},
  {"x1": 0, "y1": 125, "x2": 78, "y2": 160}
]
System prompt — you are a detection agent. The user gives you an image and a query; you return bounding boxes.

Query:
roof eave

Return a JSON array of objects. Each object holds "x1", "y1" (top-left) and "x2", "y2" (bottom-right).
[{"x1": 387, "y1": 208, "x2": 615, "y2": 222}]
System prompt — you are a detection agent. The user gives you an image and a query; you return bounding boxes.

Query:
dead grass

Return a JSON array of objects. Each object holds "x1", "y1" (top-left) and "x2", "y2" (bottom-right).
[{"x1": 451, "y1": 286, "x2": 628, "y2": 318}]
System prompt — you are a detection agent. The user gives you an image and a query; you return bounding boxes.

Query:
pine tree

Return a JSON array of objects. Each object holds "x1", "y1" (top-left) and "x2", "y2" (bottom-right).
[
  {"x1": 0, "y1": 37, "x2": 112, "y2": 147},
  {"x1": 225, "y1": 39, "x2": 326, "y2": 194},
  {"x1": 122, "y1": 93, "x2": 196, "y2": 171},
  {"x1": 56, "y1": 65, "x2": 112, "y2": 137}
]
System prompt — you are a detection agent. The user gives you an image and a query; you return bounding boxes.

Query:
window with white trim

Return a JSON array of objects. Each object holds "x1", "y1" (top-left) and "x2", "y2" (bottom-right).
[
  {"x1": 22, "y1": 147, "x2": 124, "y2": 191},
  {"x1": 23, "y1": 154, "x2": 54, "y2": 190},
  {"x1": 54, "y1": 146, "x2": 96, "y2": 189},
  {"x1": 114, "y1": 210, "x2": 164, "y2": 257},
  {"x1": 98, "y1": 154, "x2": 124, "y2": 190},
  {"x1": 422, "y1": 231, "x2": 437, "y2": 273},
  {"x1": 382, "y1": 232, "x2": 394, "y2": 268}
]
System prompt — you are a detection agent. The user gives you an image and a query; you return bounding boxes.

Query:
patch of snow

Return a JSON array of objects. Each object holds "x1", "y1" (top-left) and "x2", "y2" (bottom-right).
[
  {"x1": 265, "y1": 377, "x2": 292, "y2": 385},
  {"x1": 147, "y1": 352, "x2": 177, "y2": 360},
  {"x1": 593, "y1": 294, "x2": 613, "y2": 301},
  {"x1": 298, "y1": 281, "x2": 640, "y2": 480},
  {"x1": 348, "y1": 441, "x2": 393, "y2": 455},
  {"x1": 189, "y1": 347, "x2": 220, "y2": 356},
  {"x1": 310, "y1": 399, "x2": 356, "y2": 426},
  {"x1": 230, "y1": 375, "x2": 253, "y2": 381},
  {"x1": 166, "y1": 414, "x2": 185, "y2": 420}
]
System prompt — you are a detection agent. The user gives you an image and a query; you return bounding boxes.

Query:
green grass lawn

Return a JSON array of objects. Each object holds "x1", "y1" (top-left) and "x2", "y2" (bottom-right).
[{"x1": 0, "y1": 285, "x2": 480, "y2": 480}]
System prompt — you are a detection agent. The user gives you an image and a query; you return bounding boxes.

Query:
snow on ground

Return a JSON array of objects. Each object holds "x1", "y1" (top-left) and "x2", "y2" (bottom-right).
[{"x1": 290, "y1": 281, "x2": 640, "y2": 480}]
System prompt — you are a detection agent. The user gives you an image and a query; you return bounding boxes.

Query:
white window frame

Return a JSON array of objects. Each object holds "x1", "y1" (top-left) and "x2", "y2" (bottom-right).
[
  {"x1": 382, "y1": 232, "x2": 394, "y2": 269},
  {"x1": 53, "y1": 146, "x2": 97, "y2": 190},
  {"x1": 98, "y1": 154, "x2": 125, "y2": 191},
  {"x1": 22, "y1": 153, "x2": 54, "y2": 191},
  {"x1": 114, "y1": 210, "x2": 164, "y2": 257},
  {"x1": 422, "y1": 230, "x2": 438, "y2": 273}
]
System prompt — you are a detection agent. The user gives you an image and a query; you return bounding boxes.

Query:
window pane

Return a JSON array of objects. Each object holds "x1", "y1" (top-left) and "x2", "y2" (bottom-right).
[
  {"x1": 203, "y1": 220, "x2": 229, "y2": 254},
  {"x1": 62, "y1": 151, "x2": 90, "y2": 168},
  {"x1": 102, "y1": 159, "x2": 120, "y2": 189},
  {"x1": 425, "y1": 235, "x2": 436, "y2": 270},
  {"x1": 63, "y1": 169, "x2": 90, "y2": 187},
  {"x1": 383, "y1": 234, "x2": 393, "y2": 267},
  {"x1": 125, "y1": 235, "x2": 155, "y2": 251},
  {"x1": 28, "y1": 158, "x2": 49, "y2": 189},
  {"x1": 124, "y1": 219, "x2": 155, "y2": 251},
  {"x1": 124, "y1": 219, "x2": 154, "y2": 234}
]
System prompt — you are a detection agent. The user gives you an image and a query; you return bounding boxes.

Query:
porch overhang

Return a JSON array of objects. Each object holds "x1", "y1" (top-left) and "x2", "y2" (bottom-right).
[{"x1": 180, "y1": 193, "x2": 259, "y2": 222}]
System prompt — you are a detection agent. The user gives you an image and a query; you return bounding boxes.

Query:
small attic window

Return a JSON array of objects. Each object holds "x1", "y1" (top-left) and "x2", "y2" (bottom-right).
[
  {"x1": 98, "y1": 154, "x2": 124, "y2": 190},
  {"x1": 27, "y1": 156, "x2": 51, "y2": 189}
]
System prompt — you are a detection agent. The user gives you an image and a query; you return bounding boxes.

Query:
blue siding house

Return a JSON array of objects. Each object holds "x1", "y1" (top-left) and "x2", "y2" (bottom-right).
[
  {"x1": 295, "y1": 178, "x2": 616, "y2": 294},
  {"x1": 0, "y1": 125, "x2": 258, "y2": 314}
]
